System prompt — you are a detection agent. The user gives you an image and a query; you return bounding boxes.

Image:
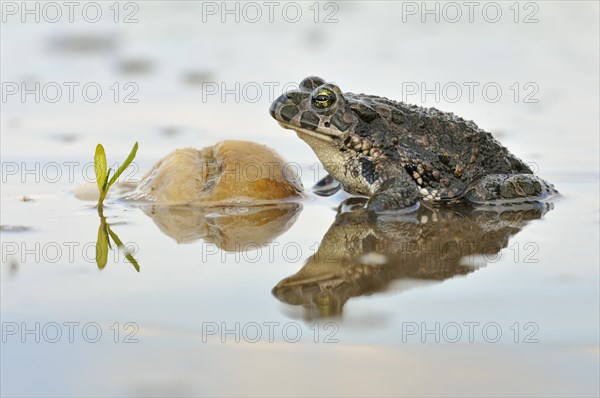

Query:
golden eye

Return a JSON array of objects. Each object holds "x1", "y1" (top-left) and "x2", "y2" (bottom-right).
[{"x1": 312, "y1": 89, "x2": 336, "y2": 109}]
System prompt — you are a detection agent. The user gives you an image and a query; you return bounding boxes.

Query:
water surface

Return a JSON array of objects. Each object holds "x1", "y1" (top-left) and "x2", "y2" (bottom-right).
[{"x1": 1, "y1": 2, "x2": 598, "y2": 396}]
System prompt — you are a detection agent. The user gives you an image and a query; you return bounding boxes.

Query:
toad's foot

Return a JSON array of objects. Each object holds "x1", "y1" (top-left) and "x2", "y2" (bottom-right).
[{"x1": 464, "y1": 174, "x2": 558, "y2": 204}]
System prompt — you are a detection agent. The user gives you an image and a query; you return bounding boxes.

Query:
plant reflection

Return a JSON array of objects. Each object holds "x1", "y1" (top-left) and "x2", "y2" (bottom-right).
[
  {"x1": 95, "y1": 207, "x2": 140, "y2": 272},
  {"x1": 273, "y1": 198, "x2": 554, "y2": 319}
]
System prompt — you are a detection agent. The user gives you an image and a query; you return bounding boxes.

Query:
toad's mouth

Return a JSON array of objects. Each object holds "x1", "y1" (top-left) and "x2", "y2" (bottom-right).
[{"x1": 276, "y1": 121, "x2": 341, "y2": 142}]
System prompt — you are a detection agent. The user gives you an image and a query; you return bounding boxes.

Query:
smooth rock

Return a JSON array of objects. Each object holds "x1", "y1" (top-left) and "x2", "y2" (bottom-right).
[{"x1": 130, "y1": 140, "x2": 303, "y2": 204}]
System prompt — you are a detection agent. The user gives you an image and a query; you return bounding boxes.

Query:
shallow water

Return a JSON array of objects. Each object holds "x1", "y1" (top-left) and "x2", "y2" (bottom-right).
[{"x1": 1, "y1": 2, "x2": 599, "y2": 396}]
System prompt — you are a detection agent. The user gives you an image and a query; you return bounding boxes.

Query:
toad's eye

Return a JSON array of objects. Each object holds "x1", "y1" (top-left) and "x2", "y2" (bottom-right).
[{"x1": 312, "y1": 89, "x2": 336, "y2": 109}]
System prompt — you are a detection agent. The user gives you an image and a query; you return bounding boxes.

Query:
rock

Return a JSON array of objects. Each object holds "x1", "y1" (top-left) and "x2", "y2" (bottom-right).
[{"x1": 129, "y1": 140, "x2": 303, "y2": 204}]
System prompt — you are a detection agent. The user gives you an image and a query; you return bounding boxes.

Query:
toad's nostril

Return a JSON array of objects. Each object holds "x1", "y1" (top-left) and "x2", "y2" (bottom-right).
[{"x1": 269, "y1": 101, "x2": 278, "y2": 118}]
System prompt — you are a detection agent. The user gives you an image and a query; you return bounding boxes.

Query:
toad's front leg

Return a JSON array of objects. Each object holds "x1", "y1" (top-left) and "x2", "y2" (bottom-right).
[{"x1": 366, "y1": 168, "x2": 421, "y2": 212}]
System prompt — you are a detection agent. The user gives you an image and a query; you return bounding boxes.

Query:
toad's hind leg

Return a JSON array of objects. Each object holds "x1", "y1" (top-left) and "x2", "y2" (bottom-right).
[{"x1": 464, "y1": 174, "x2": 558, "y2": 204}]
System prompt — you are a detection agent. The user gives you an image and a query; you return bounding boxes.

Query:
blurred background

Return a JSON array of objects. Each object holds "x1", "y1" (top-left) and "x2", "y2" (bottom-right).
[
  {"x1": 1, "y1": 1, "x2": 598, "y2": 397},
  {"x1": 2, "y1": 1, "x2": 598, "y2": 174}
]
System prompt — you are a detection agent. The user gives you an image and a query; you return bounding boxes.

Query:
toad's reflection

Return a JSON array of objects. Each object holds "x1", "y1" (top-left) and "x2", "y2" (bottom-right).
[
  {"x1": 139, "y1": 202, "x2": 301, "y2": 250},
  {"x1": 273, "y1": 199, "x2": 553, "y2": 319}
]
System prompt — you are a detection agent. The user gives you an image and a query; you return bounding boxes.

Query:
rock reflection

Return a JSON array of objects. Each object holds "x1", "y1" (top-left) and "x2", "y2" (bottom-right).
[
  {"x1": 273, "y1": 199, "x2": 553, "y2": 319},
  {"x1": 140, "y1": 202, "x2": 302, "y2": 250}
]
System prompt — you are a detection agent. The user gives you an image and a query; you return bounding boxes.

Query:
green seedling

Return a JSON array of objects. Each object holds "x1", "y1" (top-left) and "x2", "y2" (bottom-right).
[
  {"x1": 93, "y1": 142, "x2": 140, "y2": 272},
  {"x1": 94, "y1": 142, "x2": 138, "y2": 207}
]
